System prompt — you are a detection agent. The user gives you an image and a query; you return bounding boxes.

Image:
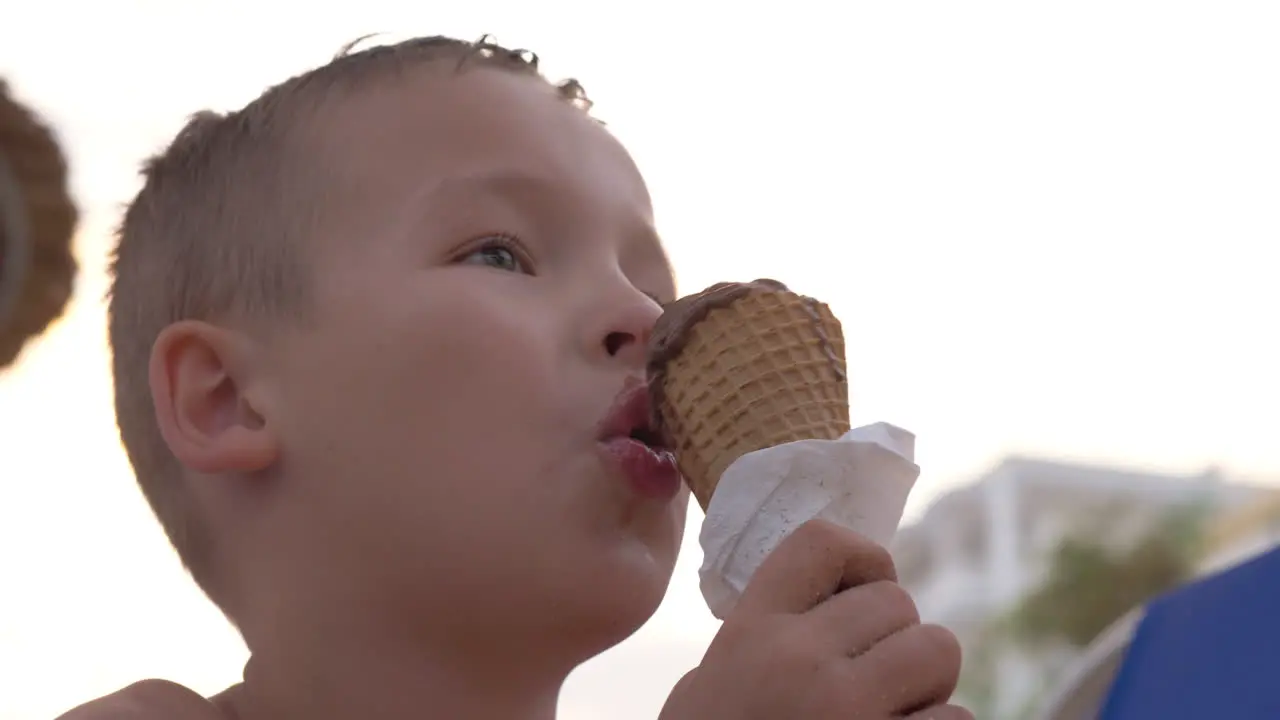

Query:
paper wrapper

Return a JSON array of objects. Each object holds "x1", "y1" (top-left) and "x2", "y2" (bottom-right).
[{"x1": 698, "y1": 422, "x2": 919, "y2": 619}]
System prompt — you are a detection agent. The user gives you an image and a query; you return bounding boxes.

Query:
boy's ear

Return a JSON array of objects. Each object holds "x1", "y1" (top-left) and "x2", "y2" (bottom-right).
[{"x1": 149, "y1": 320, "x2": 279, "y2": 475}]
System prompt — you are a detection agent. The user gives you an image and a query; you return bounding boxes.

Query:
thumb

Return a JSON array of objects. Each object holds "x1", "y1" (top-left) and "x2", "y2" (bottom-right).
[{"x1": 735, "y1": 519, "x2": 897, "y2": 616}]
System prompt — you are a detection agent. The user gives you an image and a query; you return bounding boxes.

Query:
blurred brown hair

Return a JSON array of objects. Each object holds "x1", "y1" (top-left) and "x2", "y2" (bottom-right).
[{"x1": 0, "y1": 80, "x2": 77, "y2": 369}]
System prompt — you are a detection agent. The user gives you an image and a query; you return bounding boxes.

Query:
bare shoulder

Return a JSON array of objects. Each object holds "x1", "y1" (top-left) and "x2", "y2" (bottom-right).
[{"x1": 56, "y1": 680, "x2": 227, "y2": 720}]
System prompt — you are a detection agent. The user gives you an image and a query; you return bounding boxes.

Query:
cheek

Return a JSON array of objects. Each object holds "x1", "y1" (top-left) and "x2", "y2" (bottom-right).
[
  {"x1": 406, "y1": 295, "x2": 567, "y2": 453},
  {"x1": 289, "y1": 283, "x2": 577, "y2": 528}
]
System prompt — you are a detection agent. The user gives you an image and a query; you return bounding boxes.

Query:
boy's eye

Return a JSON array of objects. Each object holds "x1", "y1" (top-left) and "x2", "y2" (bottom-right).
[{"x1": 457, "y1": 237, "x2": 533, "y2": 275}]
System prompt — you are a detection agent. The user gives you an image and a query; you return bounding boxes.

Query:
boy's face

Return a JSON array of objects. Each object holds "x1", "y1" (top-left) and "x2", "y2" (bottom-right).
[{"x1": 255, "y1": 64, "x2": 686, "y2": 655}]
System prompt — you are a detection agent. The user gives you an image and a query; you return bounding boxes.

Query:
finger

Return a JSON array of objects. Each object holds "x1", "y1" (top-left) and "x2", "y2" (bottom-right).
[
  {"x1": 845, "y1": 624, "x2": 963, "y2": 715},
  {"x1": 735, "y1": 519, "x2": 898, "y2": 615},
  {"x1": 901, "y1": 703, "x2": 975, "y2": 720},
  {"x1": 806, "y1": 580, "x2": 920, "y2": 655},
  {"x1": 658, "y1": 668, "x2": 707, "y2": 720}
]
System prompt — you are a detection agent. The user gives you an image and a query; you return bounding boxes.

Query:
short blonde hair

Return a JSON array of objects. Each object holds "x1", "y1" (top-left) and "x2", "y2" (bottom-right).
[{"x1": 108, "y1": 35, "x2": 591, "y2": 594}]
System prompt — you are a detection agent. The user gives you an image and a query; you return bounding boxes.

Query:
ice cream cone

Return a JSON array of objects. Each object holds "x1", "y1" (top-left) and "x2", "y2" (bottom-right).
[{"x1": 648, "y1": 280, "x2": 850, "y2": 510}]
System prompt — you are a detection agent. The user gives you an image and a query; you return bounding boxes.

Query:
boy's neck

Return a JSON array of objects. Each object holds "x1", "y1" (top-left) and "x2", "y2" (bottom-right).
[{"x1": 231, "y1": 622, "x2": 567, "y2": 720}]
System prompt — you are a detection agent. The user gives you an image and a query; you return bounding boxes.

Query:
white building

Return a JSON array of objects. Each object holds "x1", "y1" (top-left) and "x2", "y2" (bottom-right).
[{"x1": 891, "y1": 456, "x2": 1273, "y2": 718}]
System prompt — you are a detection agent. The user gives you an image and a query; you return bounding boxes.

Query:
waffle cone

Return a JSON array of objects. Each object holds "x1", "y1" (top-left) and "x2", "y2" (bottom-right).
[{"x1": 654, "y1": 285, "x2": 849, "y2": 510}]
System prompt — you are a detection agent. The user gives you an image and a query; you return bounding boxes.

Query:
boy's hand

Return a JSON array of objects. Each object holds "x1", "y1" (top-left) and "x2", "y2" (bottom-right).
[{"x1": 662, "y1": 520, "x2": 971, "y2": 719}]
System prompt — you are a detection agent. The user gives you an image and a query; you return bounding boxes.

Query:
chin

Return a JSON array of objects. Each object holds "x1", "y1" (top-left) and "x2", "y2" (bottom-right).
[
  {"x1": 566, "y1": 557, "x2": 673, "y2": 647},
  {"x1": 561, "y1": 591, "x2": 665, "y2": 659}
]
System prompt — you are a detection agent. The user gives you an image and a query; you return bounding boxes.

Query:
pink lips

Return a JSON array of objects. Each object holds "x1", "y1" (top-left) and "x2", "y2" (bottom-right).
[{"x1": 597, "y1": 379, "x2": 681, "y2": 501}]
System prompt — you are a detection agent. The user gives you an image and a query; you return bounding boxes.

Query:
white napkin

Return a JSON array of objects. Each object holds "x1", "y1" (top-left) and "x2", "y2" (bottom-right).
[{"x1": 697, "y1": 422, "x2": 919, "y2": 619}]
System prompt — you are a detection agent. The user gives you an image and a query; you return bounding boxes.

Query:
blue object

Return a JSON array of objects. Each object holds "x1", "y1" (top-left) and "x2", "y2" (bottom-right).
[{"x1": 1100, "y1": 545, "x2": 1280, "y2": 719}]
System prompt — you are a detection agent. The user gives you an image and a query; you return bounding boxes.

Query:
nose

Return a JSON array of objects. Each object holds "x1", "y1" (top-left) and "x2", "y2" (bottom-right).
[{"x1": 587, "y1": 286, "x2": 662, "y2": 369}]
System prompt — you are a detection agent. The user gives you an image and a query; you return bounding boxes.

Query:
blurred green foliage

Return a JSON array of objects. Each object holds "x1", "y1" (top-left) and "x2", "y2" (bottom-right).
[{"x1": 1008, "y1": 503, "x2": 1206, "y2": 648}]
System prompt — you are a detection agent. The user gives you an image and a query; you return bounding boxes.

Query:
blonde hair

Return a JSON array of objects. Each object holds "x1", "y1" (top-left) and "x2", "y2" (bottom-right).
[{"x1": 108, "y1": 35, "x2": 591, "y2": 594}]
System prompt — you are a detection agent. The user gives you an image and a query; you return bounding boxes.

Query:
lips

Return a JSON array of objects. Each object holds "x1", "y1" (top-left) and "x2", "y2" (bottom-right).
[
  {"x1": 597, "y1": 379, "x2": 681, "y2": 501},
  {"x1": 597, "y1": 378, "x2": 668, "y2": 448}
]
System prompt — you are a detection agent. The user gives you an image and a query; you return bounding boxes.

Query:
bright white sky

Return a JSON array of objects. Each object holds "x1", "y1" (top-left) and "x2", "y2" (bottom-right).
[{"x1": 1, "y1": 2, "x2": 1278, "y2": 718}]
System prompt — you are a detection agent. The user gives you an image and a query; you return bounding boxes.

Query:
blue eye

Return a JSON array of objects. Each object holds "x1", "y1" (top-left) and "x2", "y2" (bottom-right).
[{"x1": 457, "y1": 237, "x2": 533, "y2": 274}]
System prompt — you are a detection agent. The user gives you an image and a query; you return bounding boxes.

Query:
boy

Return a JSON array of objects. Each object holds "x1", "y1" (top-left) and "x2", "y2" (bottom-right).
[{"x1": 69, "y1": 36, "x2": 969, "y2": 719}]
